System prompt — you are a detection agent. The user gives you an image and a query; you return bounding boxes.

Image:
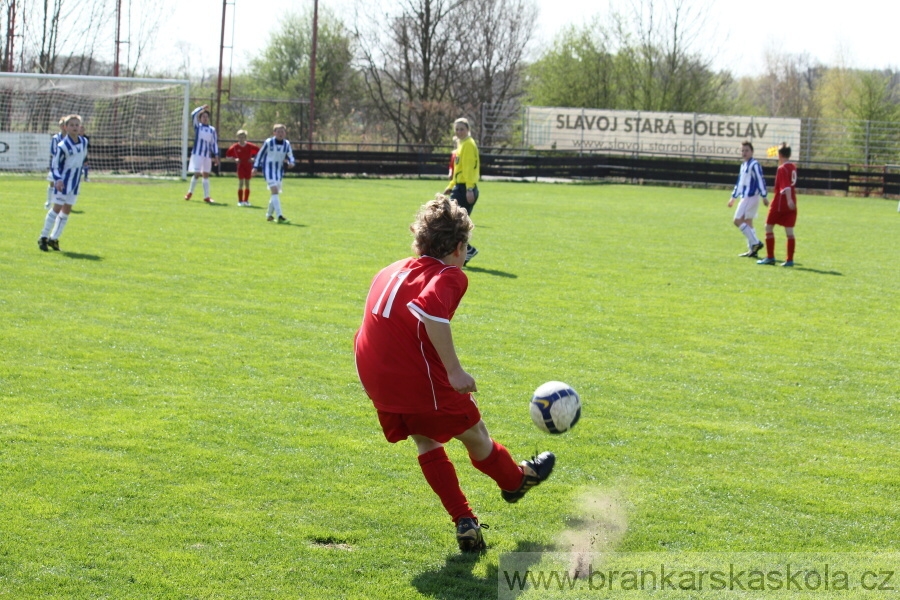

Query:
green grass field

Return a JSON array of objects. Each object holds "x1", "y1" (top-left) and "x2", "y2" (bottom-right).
[{"x1": 1, "y1": 175, "x2": 897, "y2": 599}]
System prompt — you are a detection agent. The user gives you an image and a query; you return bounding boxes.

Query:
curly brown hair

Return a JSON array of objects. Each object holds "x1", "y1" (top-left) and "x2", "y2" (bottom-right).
[{"x1": 410, "y1": 194, "x2": 473, "y2": 258}]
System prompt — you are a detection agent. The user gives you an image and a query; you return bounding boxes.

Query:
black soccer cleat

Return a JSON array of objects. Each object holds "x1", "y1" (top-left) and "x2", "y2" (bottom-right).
[
  {"x1": 277, "y1": 215, "x2": 289, "y2": 224},
  {"x1": 456, "y1": 518, "x2": 487, "y2": 553},
  {"x1": 464, "y1": 245, "x2": 478, "y2": 266},
  {"x1": 38, "y1": 237, "x2": 49, "y2": 252},
  {"x1": 749, "y1": 241, "x2": 764, "y2": 257},
  {"x1": 501, "y1": 451, "x2": 556, "y2": 503},
  {"x1": 48, "y1": 238, "x2": 60, "y2": 251}
]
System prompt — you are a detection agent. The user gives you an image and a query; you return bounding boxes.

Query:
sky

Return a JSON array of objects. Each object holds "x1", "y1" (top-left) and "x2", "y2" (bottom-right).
[{"x1": 146, "y1": 0, "x2": 899, "y2": 79}]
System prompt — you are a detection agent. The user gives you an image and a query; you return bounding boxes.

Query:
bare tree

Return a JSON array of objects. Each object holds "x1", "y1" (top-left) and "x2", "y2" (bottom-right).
[
  {"x1": 354, "y1": 0, "x2": 460, "y2": 147},
  {"x1": 614, "y1": 0, "x2": 726, "y2": 112},
  {"x1": 455, "y1": 0, "x2": 537, "y2": 146},
  {"x1": 756, "y1": 50, "x2": 822, "y2": 119}
]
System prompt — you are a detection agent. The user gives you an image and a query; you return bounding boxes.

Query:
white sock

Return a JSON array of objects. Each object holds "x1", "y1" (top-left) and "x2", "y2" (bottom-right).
[
  {"x1": 41, "y1": 210, "x2": 58, "y2": 238},
  {"x1": 202, "y1": 178, "x2": 210, "y2": 199},
  {"x1": 739, "y1": 223, "x2": 759, "y2": 246},
  {"x1": 188, "y1": 176, "x2": 198, "y2": 194},
  {"x1": 50, "y1": 213, "x2": 68, "y2": 240},
  {"x1": 46, "y1": 186, "x2": 54, "y2": 207},
  {"x1": 270, "y1": 194, "x2": 282, "y2": 217}
]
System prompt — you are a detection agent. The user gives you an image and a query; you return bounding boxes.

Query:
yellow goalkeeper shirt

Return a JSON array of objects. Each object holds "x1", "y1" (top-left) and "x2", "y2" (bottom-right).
[{"x1": 453, "y1": 136, "x2": 480, "y2": 189}]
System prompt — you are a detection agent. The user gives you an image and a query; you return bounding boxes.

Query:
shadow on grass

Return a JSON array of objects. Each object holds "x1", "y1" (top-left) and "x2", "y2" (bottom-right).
[
  {"x1": 62, "y1": 252, "x2": 102, "y2": 261},
  {"x1": 268, "y1": 221, "x2": 307, "y2": 228},
  {"x1": 463, "y1": 266, "x2": 517, "y2": 279},
  {"x1": 794, "y1": 265, "x2": 843, "y2": 276},
  {"x1": 412, "y1": 540, "x2": 550, "y2": 600}
]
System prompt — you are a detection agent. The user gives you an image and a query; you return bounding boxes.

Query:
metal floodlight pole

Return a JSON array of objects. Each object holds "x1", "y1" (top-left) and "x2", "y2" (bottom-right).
[
  {"x1": 113, "y1": 0, "x2": 122, "y2": 76},
  {"x1": 309, "y1": 0, "x2": 318, "y2": 152},
  {"x1": 4, "y1": 0, "x2": 15, "y2": 72},
  {"x1": 215, "y1": 0, "x2": 228, "y2": 133}
]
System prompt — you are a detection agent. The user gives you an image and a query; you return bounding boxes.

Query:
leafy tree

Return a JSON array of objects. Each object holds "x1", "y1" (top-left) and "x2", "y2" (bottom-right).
[
  {"x1": 527, "y1": 23, "x2": 619, "y2": 109},
  {"x1": 245, "y1": 9, "x2": 363, "y2": 143},
  {"x1": 526, "y1": 0, "x2": 729, "y2": 114}
]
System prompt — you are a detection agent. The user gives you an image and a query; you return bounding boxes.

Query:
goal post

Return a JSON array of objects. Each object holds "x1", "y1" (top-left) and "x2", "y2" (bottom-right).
[{"x1": 0, "y1": 73, "x2": 190, "y2": 179}]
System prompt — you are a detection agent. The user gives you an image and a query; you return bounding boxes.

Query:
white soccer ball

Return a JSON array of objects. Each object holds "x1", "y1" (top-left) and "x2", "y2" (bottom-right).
[{"x1": 530, "y1": 381, "x2": 581, "y2": 434}]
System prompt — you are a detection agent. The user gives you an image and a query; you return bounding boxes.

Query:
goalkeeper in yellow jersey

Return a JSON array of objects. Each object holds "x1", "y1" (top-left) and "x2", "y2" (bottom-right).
[{"x1": 443, "y1": 118, "x2": 480, "y2": 265}]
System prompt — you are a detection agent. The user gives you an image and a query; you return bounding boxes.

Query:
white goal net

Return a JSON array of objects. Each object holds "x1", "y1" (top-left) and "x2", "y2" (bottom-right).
[{"x1": 0, "y1": 73, "x2": 190, "y2": 178}]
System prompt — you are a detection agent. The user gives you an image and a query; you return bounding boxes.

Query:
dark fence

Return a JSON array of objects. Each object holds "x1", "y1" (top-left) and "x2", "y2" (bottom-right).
[{"x1": 204, "y1": 145, "x2": 900, "y2": 198}]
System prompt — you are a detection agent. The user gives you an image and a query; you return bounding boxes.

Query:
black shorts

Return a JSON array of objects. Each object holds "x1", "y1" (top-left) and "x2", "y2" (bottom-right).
[{"x1": 450, "y1": 184, "x2": 479, "y2": 215}]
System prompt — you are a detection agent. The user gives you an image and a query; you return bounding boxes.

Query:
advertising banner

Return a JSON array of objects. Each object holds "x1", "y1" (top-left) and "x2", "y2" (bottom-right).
[
  {"x1": 0, "y1": 132, "x2": 50, "y2": 171},
  {"x1": 525, "y1": 107, "x2": 801, "y2": 160}
]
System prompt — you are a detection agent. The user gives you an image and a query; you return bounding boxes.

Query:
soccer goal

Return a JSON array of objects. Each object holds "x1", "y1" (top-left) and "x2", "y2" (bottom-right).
[{"x1": 0, "y1": 73, "x2": 190, "y2": 178}]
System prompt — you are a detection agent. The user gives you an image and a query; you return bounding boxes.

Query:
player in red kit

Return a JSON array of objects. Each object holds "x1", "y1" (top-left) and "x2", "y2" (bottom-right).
[
  {"x1": 225, "y1": 130, "x2": 260, "y2": 206},
  {"x1": 758, "y1": 143, "x2": 798, "y2": 267},
  {"x1": 354, "y1": 195, "x2": 555, "y2": 553}
]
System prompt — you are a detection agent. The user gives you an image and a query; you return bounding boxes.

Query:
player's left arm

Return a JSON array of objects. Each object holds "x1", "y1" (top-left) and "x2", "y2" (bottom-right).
[
  {"x1": 787, "y1": 167, "x2": 797, "y2": 210},
  {"x1": 421, "y1": 318, "x2": 477, "y2": 394},
  {"x1": 754, "y1": 161, "x2": 768, "y2": 205},
  {"x1": 285, "y1": 141, "x2": 295, "y2": 168},
  {"x1": 211, "y1": 129, "x2": 220, "y2": 165}
]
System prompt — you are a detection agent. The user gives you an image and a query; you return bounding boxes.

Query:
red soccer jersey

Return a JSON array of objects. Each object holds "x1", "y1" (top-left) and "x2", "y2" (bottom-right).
[
  {"x1": 355, "y1": 256, "x2": 469, "y2": 414},
  {"x1": 226, "y1": 142, "x2": 260, "y2": 178},
  {"x1": 771, "y1": 162, "x2": 797, "y2": 212}
]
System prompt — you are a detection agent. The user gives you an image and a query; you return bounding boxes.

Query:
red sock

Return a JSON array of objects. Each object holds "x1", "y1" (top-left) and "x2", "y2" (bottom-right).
[
  {"x1": 787, "y1": 236, "x2": 795, "y2": 261},
  {"x1": 765, "y1": 232, "x2": 775, "y2": 259},
  {"x1": 244, "y1": 188, "x2": 251, "y2": 202},
  {"x1": 471, "y1": 440, "x2": 524, "y2": 492},
  {"x1": 238, "y1": 189, "x2": 243, "y2": 201},
  {"x1": 418, "y1": 447, "x2": 475, "y2": 524}
]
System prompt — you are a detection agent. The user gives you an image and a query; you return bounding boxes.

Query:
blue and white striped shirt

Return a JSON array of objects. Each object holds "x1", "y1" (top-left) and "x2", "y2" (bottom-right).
[
  {"x1": 190, "y1": 106, "x2": 219, "y2": 158},
  {"x1": 253, "y1": 137, "x2": 295, "y2": 182},
  {"x1": 52, "y1": 135, "x2": 89, "y2": 195},
  {"x1": 732, "y1": 158, "x2": 767, "y2": 199}
]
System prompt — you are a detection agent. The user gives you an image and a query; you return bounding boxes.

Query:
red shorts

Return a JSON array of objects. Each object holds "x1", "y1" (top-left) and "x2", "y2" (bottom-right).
[
  {"x1": 236, "y1": 165, "x2": 254, "y2": 180},
  {"x1": 766, "y1": 208, "x2": 797, "y2": 228},
  {"x1": 376, "y1": 400, "x2": 482, "y2": 444}
]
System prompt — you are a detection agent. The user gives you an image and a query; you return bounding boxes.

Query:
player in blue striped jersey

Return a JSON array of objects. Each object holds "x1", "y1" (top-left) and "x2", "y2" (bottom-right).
[
  {"x1": 44, "y1": 117, "x2": 66, "y2": 208},
  {"x1": 252, "y1": 124, "x2": 295, "y2": 223},
  {"x1": 38, "y1": 115, "x2": 88, "y2": 252},
  {"x1": 728, "y1": 141, "x2": 768, "y2": 257},
  {"x1": 184, "y1": 104, "x2": 219, "y2": 203}
]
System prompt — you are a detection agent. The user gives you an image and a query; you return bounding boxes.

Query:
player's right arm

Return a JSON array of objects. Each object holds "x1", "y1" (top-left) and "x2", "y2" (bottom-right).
[
  {"x1": 420, "y1": 318, "x2": 477, "y2": 394},
  {"x1": 191, "y1": 106, "x2": 203, "y2": 127}
]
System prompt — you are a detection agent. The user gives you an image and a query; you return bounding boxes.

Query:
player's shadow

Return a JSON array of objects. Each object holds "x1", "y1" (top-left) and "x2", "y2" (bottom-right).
[
  {"x1": 793, "y1": 264, "x2": 842, "y2": 276},
  {"x1": 411, "y1": 540, "x2": 550, "y2": 600},
  {"x1": 463, "y1": 265, "x2": 517, "y2": 279},
  {"x1": 271, "y1": 222, "x2": 306, "y2": 228},
  {"x1": 62, "y1": 252, "x2": 102, "y2": 261}
]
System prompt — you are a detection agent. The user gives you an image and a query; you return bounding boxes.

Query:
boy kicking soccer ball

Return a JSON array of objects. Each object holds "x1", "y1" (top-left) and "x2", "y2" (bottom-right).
[{"x1": 354, "y1": 195, "x2": 555, "y2": 552}]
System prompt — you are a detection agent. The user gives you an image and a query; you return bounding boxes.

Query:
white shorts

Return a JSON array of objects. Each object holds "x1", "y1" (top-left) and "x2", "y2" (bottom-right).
[
  {"x1": 188, "y1": 155, "x2": 213, "y2": 174},
  {"x1": 52, "y1": 192, "x2": 78, "y2": 206},
  {"x1": 734, "y1": 195, "x2": 761, "y2": 220},
  {"x1": 46, "y1": 170, "x2": 54, "y2": 183},
  {"x1": 265, "y1": 179, "x2": 283, "y2": 192}
]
